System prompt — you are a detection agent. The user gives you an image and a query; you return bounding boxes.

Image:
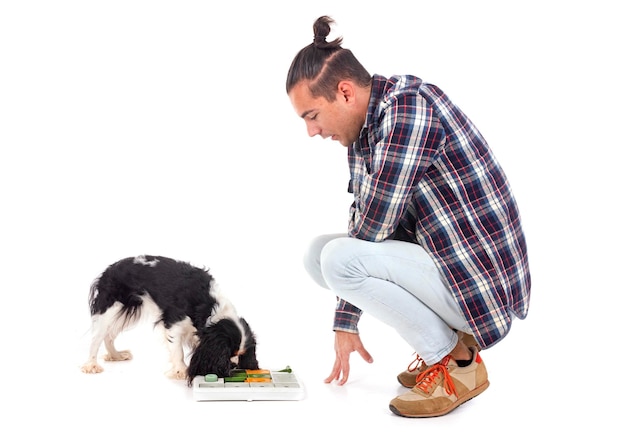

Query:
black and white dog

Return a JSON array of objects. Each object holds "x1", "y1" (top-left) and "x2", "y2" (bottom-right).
[{"x1": 81, "y1": 255, "x2": 259, "y2": 385}]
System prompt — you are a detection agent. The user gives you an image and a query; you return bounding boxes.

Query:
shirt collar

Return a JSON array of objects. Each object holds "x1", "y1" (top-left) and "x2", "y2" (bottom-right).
[{"x1": 355, "y1": 74, "x2": 388, "y2": 149}]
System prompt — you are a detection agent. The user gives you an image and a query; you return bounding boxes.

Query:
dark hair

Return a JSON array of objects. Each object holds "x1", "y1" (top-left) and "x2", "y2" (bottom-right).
[{"x1": 286, "y1": 16, "x2": 371, "y2": 102}]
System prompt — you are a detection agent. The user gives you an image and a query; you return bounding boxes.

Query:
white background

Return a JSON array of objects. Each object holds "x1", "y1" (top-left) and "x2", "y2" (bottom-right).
[{"x1": 1, "y1": 1, "x2": 623, "y2": 442}]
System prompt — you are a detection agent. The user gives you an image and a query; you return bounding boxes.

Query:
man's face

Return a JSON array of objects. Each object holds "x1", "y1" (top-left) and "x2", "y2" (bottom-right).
[{"x1": 288, "y1": 81, "x2": 362, "y2": 147}]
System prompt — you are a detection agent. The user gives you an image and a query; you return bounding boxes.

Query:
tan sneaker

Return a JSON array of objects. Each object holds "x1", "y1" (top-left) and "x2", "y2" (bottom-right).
[
  {"x1": 389, "y1": 347, "x2": 489, "y2": 418},
  {"x1": 397, "y1": 331, "x2": 481, "y2": 388}
]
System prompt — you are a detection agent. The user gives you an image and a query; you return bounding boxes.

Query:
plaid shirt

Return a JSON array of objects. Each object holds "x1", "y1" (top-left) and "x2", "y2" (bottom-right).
[{"x1": 334, "y1": 74, "x2": 531, "y2": 349}]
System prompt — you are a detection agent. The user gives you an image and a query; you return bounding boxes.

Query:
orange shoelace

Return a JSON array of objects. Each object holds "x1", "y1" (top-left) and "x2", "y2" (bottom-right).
[
  {"x1": 414, "y1": 359, "x2": 458, "y2": 397},
  {"x1": 407, "y1": 353, "x2": 424, "y2": 372}
]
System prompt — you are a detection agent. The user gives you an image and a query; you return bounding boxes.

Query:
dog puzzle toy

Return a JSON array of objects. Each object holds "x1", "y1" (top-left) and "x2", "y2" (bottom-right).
[{"x1": 192, "y1": 366, "x2": 305, "y2": 401}]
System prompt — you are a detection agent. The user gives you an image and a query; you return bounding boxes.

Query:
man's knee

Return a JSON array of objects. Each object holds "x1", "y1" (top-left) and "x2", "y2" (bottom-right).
[
  {"x1": 320, "y1": 237, "x2": 361, "y2": 286},
  {"x1": 304, "y1": 234, "x2": 347, "y2": 289}
]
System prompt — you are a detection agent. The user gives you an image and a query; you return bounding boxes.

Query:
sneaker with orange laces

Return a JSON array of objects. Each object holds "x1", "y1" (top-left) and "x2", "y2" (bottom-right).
[
  {"x1": 389, "y1": 346, "x2": 489, "y2": 418},
  {"x1": 397, "y1": 331, "x2": 481, "y2": 388}
]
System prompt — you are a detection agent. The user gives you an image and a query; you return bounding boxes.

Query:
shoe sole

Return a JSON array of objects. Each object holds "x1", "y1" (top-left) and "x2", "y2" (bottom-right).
[{"x1": 389, "y1": 380, "x2": 490, "y2": 418}]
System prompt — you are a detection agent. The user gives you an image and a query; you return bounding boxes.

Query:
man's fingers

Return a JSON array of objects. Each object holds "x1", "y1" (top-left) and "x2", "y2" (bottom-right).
[
  {"x1": 358, "y1": 347, "x2": 374, "y2": 363},
  {"x1": 337, "y1": 362, "x2": 349, "y2": 385},
  {"x1": 324, "y1": 355, "x2": 351, "y2": 385},
  {"x1": 324, "y1": 359, "x2": 342, "y2": 383}
]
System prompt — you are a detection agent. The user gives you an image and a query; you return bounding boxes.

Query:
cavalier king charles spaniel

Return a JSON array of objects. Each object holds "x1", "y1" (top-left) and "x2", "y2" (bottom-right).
[{"x1": 81, "y1": 255, "x2": 258, "y2": 385}]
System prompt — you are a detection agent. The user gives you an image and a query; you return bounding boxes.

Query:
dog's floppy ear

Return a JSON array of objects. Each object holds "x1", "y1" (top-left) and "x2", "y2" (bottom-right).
[
  {"x1": 237, "y1": 317, "x2": 259, "y2": 370},
  {"x1": 237, "y1": 346, "x2": 259, "y2": 370},
  {"x1": 186, "y1": 320, "x2": 239, "y2": 386}
]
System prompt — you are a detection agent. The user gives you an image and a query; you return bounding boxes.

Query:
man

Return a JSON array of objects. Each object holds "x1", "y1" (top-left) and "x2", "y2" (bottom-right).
[{"x1": 286, "y1": 16, "x2": 531, "y2": 418}]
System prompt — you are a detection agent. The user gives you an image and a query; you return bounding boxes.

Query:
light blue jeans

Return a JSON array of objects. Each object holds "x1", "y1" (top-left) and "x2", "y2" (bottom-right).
[{"x1": 303, "y1": 233, "x2": 471, "y2": 365}]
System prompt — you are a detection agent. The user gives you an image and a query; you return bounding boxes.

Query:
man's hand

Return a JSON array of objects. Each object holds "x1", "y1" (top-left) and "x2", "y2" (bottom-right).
[{"x1": 324, "y1": 331, "x2": 373, "y2": 385}]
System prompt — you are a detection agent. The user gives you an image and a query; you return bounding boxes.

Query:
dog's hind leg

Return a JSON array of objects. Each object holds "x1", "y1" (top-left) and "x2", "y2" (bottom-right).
[
  {"x1": 81, "y1": 303, "x2": 133, "y2": 372},
  {"x1": 102, "y1": 302, "x2": 135, "y2": 362},
  {"x1": 81, "y1": 303, "x2": 133, "y2": 373},
  {"x1": 81, "y1": 313, "x2": 108, "y2": 373},
  {"x1": 103, "y1": 335, "x2": 133, "y2": 362}
]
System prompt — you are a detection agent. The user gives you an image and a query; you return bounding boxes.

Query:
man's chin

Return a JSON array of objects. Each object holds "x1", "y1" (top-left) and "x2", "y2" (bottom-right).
[{"x1": 332, "y1": 136, "x2": 350, "y2": 147}]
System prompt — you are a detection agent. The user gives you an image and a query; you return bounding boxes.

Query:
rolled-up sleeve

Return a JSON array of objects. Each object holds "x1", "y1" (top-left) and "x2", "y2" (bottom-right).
[{"x1": 332, "y1": 298, "x2": 362, "y2": 333}]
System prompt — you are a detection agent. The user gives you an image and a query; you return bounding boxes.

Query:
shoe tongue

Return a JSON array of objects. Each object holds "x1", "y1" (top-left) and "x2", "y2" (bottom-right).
[{"x1": 411, "y1": 362, "x2": 448, "y2": 395}]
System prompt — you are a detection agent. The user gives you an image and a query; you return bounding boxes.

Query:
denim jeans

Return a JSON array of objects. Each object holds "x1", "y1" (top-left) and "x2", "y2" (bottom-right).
[{"x1": 303, "y1": 233, "x2": 471, "y2": 365}]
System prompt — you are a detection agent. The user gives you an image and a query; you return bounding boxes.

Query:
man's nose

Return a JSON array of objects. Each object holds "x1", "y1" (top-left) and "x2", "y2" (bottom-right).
[{"x1": 306, "y1": 122, "x2": 321, "y2": 138}]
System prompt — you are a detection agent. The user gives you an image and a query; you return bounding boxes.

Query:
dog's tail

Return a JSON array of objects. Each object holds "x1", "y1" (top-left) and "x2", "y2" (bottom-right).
[
  {"x1": 87, "y1": 277, "x2": 101, "y2": 316},
  {"x1": 114, "y1": 294, "x2": 144, "y2": 331},
  {"x1": 87, "y1": 276, "x2": 144, "y2": 330}
]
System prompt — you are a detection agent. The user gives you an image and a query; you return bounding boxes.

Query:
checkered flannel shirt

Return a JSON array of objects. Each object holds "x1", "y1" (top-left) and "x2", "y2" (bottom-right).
[{"x1": 333, "y1": 74, "x2": 531, "y2": 349}]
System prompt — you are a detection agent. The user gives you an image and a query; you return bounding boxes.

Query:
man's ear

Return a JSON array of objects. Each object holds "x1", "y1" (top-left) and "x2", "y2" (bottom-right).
[{"x1": 337, "y1": 80, "x2": 356, "y2": 104}]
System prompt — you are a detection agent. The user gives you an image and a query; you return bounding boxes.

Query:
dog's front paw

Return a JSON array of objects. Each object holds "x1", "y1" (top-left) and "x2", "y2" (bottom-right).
[
  {"x1": 165, "y1": 368, "x2": 187, "y2": 380},
  {"x1": 103, "y1": 350, "x2": 133, "y2": 362},
  {"x1": 81, "y1": 362, "x2": 104, "y2": 374}
]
